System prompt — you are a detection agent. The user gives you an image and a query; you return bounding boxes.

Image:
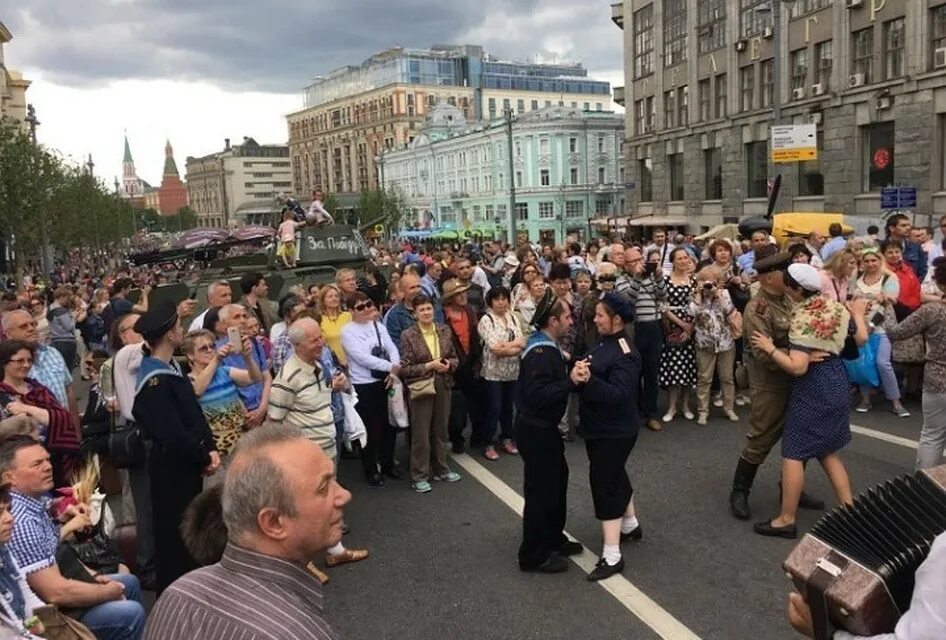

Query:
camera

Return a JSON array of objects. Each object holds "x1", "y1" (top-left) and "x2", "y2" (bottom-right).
[{"x1": 644, "y1": 262, "x2": 658, "y2": 275}]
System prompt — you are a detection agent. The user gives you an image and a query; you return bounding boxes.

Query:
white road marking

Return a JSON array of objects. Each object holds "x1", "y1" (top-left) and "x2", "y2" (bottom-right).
[
  {"x1": 451, "y1": 452, "x2": 702, "y2": 640},
  {"x1": 850, "y1": 423, "x2": 922, "y2": 451}
]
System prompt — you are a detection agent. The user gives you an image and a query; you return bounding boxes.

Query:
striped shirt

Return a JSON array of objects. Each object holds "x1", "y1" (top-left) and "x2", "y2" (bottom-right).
[
  {"x1": 143, "y1": 543, "x2": 338, "y2": 640},
  {"x1": 621, "y1": 275, "x2": 668, "y2": 323},
  {"x1": 267, "y1": 353, "x2": 335, "y2": 453},
  {"x1": 29, "y1": 345, "x2": 72, "y2": 409}
]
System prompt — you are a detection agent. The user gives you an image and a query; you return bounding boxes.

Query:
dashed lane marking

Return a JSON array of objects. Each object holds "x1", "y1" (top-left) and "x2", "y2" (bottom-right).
[{"x1": 451, "y1": 452, "x2": 702, "y2": 640}]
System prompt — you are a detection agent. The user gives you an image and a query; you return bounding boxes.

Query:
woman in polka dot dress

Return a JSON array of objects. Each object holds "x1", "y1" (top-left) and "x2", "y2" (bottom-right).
[{"x1": 658, "y1": 248, "x2": 697, "y2": 422}]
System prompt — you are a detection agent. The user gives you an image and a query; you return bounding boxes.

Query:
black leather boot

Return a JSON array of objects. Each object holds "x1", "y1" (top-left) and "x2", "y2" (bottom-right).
[{"x1": 729, "y1": 458, "x2": 759, "y2": 521}]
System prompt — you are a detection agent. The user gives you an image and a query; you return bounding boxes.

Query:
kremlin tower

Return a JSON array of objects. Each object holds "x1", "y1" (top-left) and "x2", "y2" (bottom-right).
[
  {"x1": 157, "y1": 139, "x2": 188, "y2": 215},
  {"x1": 120, "y1": 135, "x2": 147, "y2": 208}
]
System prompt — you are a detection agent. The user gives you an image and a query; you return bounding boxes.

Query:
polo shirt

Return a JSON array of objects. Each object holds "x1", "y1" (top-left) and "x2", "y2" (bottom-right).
[
  {"x1": 8, "y1": 491, "x2": 58, "y2": 575},
  {"x1": 30, "y1": 345, "x2": 71, "y2": 409},
  {"x1": 267, "y1": 354, "x2": 335, "y2": 455}
]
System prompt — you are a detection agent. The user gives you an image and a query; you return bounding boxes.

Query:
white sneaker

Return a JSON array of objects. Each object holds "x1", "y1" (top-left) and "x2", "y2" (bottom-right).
[
  {"x1": 682, "y1": 409, "x2": 695, "y2": 420},
  {"x1": 697, "y1": 413, "x2": 708, "y2": 426},
  {"x1": 725, "y1": 410, "x2": 740, "y2": 423},
  {"x1": 662, "y1": 412, "x2": 676, "y2": 423},
  {"x1": 712, "y1": 395, "x2": 723, "y2": 408},
  {"x1": 734, "y1": 396, "x2": 746, "y2": 407}
]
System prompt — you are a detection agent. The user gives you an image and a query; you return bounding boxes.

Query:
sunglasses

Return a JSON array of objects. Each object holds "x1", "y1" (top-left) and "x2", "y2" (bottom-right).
[
  {"x1": 598, "y1": 275, "x2": 617, "y2": 282},
  {"x1": 196, "y1": 344, "x2": 214, "y2": 353},
  {"x1": 354, "y1": 301, "x2": 375, "y2": 312}
]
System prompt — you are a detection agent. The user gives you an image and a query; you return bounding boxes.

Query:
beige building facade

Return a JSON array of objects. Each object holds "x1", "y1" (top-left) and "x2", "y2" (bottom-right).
[
  {"x1": 287, "y1": 44, "x2": 612, "y2": 203},
  {"x1": 612, "y1": 0, "x2": 946, "y2": 233},
  {"x1": 185, "y1": 137, "x2": 291, "y2": 228},
  {"x1": 0, "y1": 21, "x2": 31, "y2": 127}
]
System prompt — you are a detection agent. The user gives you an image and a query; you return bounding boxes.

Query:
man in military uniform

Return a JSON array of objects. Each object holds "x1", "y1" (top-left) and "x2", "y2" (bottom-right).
[
  {"x1": 516, "y1": 290, "x2": 590, "y2": 573},
  {"x1": 728, "y1": 248, "x2": 824, "y2": 520}
]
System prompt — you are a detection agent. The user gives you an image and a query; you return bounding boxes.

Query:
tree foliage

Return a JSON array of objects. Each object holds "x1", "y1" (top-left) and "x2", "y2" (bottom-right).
[{"x1": 355, "y1": 188, "x2": 410, "y2": 232}]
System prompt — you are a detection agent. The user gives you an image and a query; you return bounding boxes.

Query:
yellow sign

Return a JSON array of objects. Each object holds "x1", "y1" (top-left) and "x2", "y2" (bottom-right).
[{"x1": 771, "y1": 124, "x2": 818, "y2": 164}]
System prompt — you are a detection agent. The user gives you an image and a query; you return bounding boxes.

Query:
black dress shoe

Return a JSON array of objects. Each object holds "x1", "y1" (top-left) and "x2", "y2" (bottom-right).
[
  {"x1": 367, "y1": 473, "x2": 385, "y2": 487},
  {"x1": 558, "y1": 541, "x2": 583, "y2": 557},
  {"x1": 730, "y1": 490, "x2": 751, "y2": 521},
  {"x1": 588, "y1": 556, "x2": 624, "y2": 582},
  {"x1": 798, "y1": 490, "x2": 825, "y2": 511},
  {"x1": 381, "y1": 467, "x2": 403, "y2": 480},
  {"x1": 521, "y1": 553, "x2": 568, "y2": 574},
  {"x1": 619, "y1": 525, "x2": 643, "y2": 542},
  {"x1": 753, "y1": 519, "x2": 797, "y2": 539},
  {"x1": 451, "y1": 441, "x2": 466, "y2": 455}
]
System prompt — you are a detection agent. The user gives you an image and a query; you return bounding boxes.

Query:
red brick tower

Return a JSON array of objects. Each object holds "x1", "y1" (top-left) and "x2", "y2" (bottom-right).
[{"x1": 158, "y1": 139, "x2": 189, "y2": 215}]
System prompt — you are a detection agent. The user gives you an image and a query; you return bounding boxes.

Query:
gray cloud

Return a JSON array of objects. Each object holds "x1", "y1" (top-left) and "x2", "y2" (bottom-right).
[{"x1": 2, "y1": 0, "x2": 622, "y2": 93}]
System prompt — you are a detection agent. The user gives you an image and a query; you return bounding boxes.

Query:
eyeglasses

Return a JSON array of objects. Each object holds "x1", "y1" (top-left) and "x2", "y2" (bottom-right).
[
  {"x1": 195, "y1": 344, "x2": 214, "y2": 353},
  {"x1": 10, "y1": 358, "x2": 33, "y2": 365},
  {"x1": 353, "y1": 301, "x2": 375, "y2": 312}
]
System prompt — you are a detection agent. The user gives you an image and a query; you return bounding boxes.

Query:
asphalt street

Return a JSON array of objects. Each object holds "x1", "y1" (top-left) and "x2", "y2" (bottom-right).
[{"x1": 325, "y1": 396, "x2": 928, "y2": 640}]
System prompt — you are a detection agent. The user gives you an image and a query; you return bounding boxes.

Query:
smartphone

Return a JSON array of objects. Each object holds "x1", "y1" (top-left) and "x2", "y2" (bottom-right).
[
  {"x1": 644, "y1": 262, "x2": 658, "y2": 275},
  {"x1": 227, "y1": 326, "x2": 242, "y2": 348},
  {"x1": 869, "y1": 311, "x2": 886, "y2": 328}
]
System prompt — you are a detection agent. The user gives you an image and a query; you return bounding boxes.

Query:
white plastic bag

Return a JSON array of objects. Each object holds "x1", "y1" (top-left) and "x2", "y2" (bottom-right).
[
  {"x1": 387, "y1": 378, "x2": 409, "y2": 429},
  {"x1": 341, "y1": 389, "x2": 367, "y2": 451}
]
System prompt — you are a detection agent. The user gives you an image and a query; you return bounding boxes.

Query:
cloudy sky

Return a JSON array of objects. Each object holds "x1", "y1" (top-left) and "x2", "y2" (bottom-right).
[{"x1": 2, "y1": 1, "x2": 623, "y2": 187}]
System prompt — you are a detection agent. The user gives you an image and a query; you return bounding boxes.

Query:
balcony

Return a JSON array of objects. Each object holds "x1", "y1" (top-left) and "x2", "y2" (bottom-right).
[
  {"x1": 611, "y1": 2, "x2": 624, "y2": 29},
  {"x1": 613, "y1": 86, "x2": 625, "y2": 107}
]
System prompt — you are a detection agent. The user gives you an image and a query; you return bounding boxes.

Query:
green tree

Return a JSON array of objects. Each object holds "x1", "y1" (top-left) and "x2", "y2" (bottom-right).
[{"x1": 355, "y1": 188, "x2": 410, "y2": 232}]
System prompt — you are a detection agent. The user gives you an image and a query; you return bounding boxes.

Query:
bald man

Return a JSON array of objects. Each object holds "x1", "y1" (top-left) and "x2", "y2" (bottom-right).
[{"x1": 383, "y1": 272, "x2": 444, "y2": 348}]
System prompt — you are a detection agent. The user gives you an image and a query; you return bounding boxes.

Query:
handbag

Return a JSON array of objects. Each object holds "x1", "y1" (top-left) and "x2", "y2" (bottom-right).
[
  {"x1": 369, "y1": 322, "x2": 391, "y2": 380},
  {"x1": 107, "y1": 419, "x2": 144, "y2": 470},
  {"x1": 728, "y1": 309, "x2": 744, "y2": 340},
  {"x1": 843, "y1": 333, "x2": 881, "y2": 387},
  {"x1": 407, "y1": 375, "x2": 436, "y2": 401},
  {"x1": 32, "y1": 605, "x2": 96, "y2": 640},
  {"x1": 660, "y1": 317, "x2": 690, "y2": 347}
]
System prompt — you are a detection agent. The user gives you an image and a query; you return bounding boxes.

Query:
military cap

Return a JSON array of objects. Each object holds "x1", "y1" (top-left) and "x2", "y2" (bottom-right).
[
  {"x1": 530, "y1": 288, "x2": 558, "y2": 328},
  {"x1": 754, "y1": 250, "x2": 791, "y2": 275},
  {"x1": 601, "y1": 292, "x2": 636, "y2": 323},
  {"x1": 134, "y1": 301, "x2": 179, "y2": 342}
]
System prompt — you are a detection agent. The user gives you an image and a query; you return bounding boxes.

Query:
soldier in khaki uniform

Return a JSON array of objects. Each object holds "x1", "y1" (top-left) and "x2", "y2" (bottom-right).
[{"x1": 728, "y1": 249, "x2": 824, "y2": 520}]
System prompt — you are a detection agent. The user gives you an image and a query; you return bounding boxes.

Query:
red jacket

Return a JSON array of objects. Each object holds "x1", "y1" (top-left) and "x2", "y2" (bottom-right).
[{"x1": 890, "y1": 261, "x2": 921, "y2": 311}]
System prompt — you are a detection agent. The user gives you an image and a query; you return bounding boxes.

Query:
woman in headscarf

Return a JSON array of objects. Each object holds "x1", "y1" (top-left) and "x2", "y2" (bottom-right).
[
  {"x1": 750, "y1": 264, "x2": 869, "y2": 539},
  {"x1": 576, "y1": 293, "x2": 643, "y2": 581}
]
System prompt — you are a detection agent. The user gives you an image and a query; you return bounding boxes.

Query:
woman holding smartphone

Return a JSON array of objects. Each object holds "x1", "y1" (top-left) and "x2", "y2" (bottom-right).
[{"x1": 852, "y1": 247, "x2": 909, "y2": 417}]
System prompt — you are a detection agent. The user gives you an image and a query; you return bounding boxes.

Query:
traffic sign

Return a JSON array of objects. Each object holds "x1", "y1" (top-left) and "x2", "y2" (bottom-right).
[
  {"x1": 880, "y1": 186, "x2": 917, "y2": 210},
  {"x1": 771, "y1": 124, "x2": 818, "y2": 164}
]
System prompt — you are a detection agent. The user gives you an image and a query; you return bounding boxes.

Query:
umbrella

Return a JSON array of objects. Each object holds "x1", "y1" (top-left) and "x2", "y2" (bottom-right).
[
  {"x1": 231, "y1": 225, "x2": 275, "y2": 242},
  {"x1": 175, "y1": 228, "x2": 230, "y2": 249}
]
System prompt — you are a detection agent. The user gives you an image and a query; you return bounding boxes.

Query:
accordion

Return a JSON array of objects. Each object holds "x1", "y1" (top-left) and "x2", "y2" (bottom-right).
[{"x1": 784, "y1": 465, "x2": 946, "y2": 639}]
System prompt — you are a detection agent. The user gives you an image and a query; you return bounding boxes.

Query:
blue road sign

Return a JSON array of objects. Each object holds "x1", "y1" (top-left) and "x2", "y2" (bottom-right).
[{"x1": 880, "y1": 186, "x2": 917, "y2": 210}]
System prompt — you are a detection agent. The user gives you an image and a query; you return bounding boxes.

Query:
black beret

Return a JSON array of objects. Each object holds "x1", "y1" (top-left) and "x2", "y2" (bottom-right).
[
  {"x1": 530, "y1": 288, "x2": 558, "y2": 328},
  {"x1": 134, "y1": 301, "x2": 179, "y2": 342},
  {"x1": 754, "y1": 251, "x2": 792, "y2": 275},
  {"x1": 601, "y1": 292, "x2": 635, "y2": 323}
]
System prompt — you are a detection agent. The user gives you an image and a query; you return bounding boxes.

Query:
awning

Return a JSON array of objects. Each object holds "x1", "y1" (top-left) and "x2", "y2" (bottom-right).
[{"x1": 627, "y1": 216, "x2": 690, "y2": 227}]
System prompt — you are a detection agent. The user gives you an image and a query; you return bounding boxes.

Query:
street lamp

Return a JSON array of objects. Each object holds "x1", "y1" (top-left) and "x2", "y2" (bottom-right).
[{"x1": 23, "y1": 105, "x2": 52, "y2": 276}]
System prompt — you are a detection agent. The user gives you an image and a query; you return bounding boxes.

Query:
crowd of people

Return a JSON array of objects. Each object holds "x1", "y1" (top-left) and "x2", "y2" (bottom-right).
[{"x1": 0, "y1": 210, "x2": 941, "y2": 638}]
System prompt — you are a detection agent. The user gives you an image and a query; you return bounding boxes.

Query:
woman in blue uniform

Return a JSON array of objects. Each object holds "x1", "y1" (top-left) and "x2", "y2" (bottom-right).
[
  {"x1": 132, "y1": 302, "x2": 220, "y2": 593},
  {"x1": 578, "y1": 293, "x2": 643, "y2": 581}
]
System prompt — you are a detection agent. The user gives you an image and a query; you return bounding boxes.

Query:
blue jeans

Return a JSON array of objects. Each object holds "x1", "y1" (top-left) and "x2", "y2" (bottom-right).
[
  {"x1": 79, "y1": 573, "x2": 146, "y2": 640},
  {"x1": 477, "y1": 380, "x2": 517, "y2": 446}
]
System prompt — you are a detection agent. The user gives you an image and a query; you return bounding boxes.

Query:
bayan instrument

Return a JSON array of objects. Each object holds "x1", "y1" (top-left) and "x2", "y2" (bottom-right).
[{"x1": 783, "y1": 465, "x2": 946, "y2": 640}]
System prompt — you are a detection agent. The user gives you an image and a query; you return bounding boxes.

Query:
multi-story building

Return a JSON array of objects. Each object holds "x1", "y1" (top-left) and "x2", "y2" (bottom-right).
[
  {"x1": 612, "y1": 0, "x2": 946, "y2": 233},
  {"x1": 185, "y1": 137, "x2": 292, "y2": 228},
  {"x1": 0, "y1": 21, "x2": 30, "y2": 128},
  {"x1": 287, "y1": 44, "x2": 612, "y2": 206},
  {"x1": 382, "y1": 103, "x2": 625, "y2": 245}
]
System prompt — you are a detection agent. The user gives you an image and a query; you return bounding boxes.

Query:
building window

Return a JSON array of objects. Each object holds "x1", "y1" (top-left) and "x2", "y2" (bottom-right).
[
  {"x1": 790, "y1": 0, "x2": 829, "y2": 18},
  {"x1": 760, "y1": 60, "x2": 774, "y2": 107},
  {"x1": 485, "y1": 204, "x2": 495, "y2": 221},
  {"x1": 797, "y1": 132, "x2": 825, "y2": 196},
  {"x1": 596, "y1": 103, "x2": 603, "y2": 110},
  {"x1": 697, "y1": 0, "x2": 726, "y2": 54},
  {"x1": 746, "y1": 141, "x2": 769, "y2": 198},
  {"x1": 698, "y1": 79, "x2": 711, "y2": 121},
  {"x1": 884, "y1": 18, "x2": 905, "y2": 80},
  {"x1": 639, "y1": 158, "x2": 653, "y2": 201},
  {"x1": 517, "y1": 99, "x2": 525, "y2": 114},
  {"x1": 663, "y1": 0, "x2": 688, "y2": 66},
  {"x1": 539, "y1": 202, "x2": 555, "y2": 219},
  {"x1": 569, "y1": 137, "x2": 578, "y2": 153},
  {"x1": 531, "y1": 100, "x2": 539, "y2": 110},
  {"x1": 515, "y1": 141, "x2": 522, "y2": 157},
  {"x1": 566, "y1": 201, "x2": 584, "y2": 218},
  {"x1": 815, "y1": 41, "x2": 833, "y2": 89},
  {"x1": 515, "y1": 171, "x2": 523, "y2": 187},
  {"x1": 646, "y1": 96, "x2": 656, "y2": 130},
  {"x1": 739, "y1": 0, "x2": 771, "y2": 39},
  {"x1": 635, "y1": 100, "x2": 646, "y2": 134},
  {"x1": 740, "y1": 65, "x2": 755, "y2": 112},
  {"x1": 678, "y1": 86, "x2": 689, "y2": 127},
  {"x1": 598, "y1": 135, "x2": 606, "y2": 153},
  {"x1": 864, "y1": 121, "x2": 895, "y2": 191},
  {"x1": 852, "y1": 27, "x2": 874, "y2": 85},
  {"x1": 791, "y1": 48, "x2": 809, "y2": 91},
  {"x1": 932, "y1": 5, "x2": 946, "y2": 69},
  {"x1": 515, "y1": 202, "x2": 529, "y2": 221},
  {"x1": 584, "y1": 102, "x2": 590, "y2": 111},
  {"x1": 540, "y1": 169, "x2": 550, "y2": 186},
  {"x1": 503, "y1": 98, "x2": 511, "y2": 112},
  {"x1": 715, "y1": 74, "x2": 728, "y2": 118},
  {"x1": 664, "y1": 89, "x2": 676, "y2": 128},
  {"x1": 539, "y1": 138, "x2": 550, "y2": 155},
  {"x1": 570, "y1": 167, "x2": 579, "y2": 185},
  {"x1": 596, "y1": 199, "x2": 611, "y2": 216},
  {"x1": 598, "y1": 167, "x2": 607, "y2": 184},
  {"x1": 634, "y1": 5, "x2": 655, "y2": 78},
  {"x1": 704, "y1": 148, "x2": 722, "y2": 200},
  {"x1": 668, "y1": 153, "x2": 684, "y2": 201}
]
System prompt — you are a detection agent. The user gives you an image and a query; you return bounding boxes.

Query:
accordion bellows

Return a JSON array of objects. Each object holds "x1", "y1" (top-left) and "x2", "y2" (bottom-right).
[{"x1": 784, "y1": 465, "x2": 946, "y2": 637}]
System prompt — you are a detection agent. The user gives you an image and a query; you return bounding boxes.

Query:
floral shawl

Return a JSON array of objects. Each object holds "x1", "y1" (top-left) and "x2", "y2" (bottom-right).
[{"x1": 788, "y1": 295, "x2": 851, "y2": 355}]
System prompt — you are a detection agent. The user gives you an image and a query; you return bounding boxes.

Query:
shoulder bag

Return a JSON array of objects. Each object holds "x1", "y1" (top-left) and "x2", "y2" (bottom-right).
[
  {"x1": 407, "y1": 376, "x2": 436, "y2": 400},
  {"x1": 106, "y1": 366, "x2": 144, "y2": 469},
  {"x1": 33, "y1": 605, "x2": 96, "y2": 640}
]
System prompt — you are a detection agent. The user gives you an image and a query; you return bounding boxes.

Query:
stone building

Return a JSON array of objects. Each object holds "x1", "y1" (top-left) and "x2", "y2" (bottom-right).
[
  {"x1": 382, "y1": 103, "x2": 625, "y2": 245},
  {"x1": 185, "y1": 137, "x2": 291, "y2": 228},
  {"x1": 286, "y1": 44, "x2": 611, "y2": 208},
  {"x1": 0, "y1": 21, "x2": 30, "y2": 127},
  {"x1": 611, "y1": 0, "x2": 946, "y2": 233}
]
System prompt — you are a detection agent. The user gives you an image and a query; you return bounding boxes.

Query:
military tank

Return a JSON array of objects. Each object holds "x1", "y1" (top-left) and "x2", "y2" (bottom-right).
[{"x1": 128, "y1": 224, "x2": 372, "y2": 314}]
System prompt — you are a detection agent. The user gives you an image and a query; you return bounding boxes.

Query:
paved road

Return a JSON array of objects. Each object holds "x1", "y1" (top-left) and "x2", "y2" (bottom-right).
[{"x1": 325, "y1": 398, "x2": 928, "y2": 640}]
